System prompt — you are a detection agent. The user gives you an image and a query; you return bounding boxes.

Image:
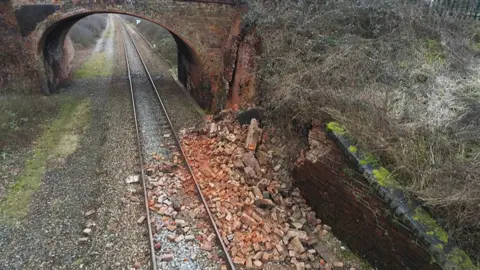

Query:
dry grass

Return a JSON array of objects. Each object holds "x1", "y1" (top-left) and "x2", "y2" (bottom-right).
[{"x1": 247, "y1": 0, "x2": 480, "y2": 260}]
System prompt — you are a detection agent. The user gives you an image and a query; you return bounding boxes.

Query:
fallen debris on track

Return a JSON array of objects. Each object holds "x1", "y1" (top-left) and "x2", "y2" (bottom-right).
[{"x1": 180, "y1": 110, "x2": 366, "y2": 269}]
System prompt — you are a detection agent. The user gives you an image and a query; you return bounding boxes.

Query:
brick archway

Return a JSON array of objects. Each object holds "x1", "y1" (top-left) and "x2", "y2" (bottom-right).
[
  {"x1": 15, "y1": 1, "x2": 242, "y2": 110},
  {"x1": 39, "y1": 11, "x2": 208, "y2": 105}
]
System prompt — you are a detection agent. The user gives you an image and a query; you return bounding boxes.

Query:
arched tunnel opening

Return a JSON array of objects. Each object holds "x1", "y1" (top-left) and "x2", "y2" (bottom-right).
[{"x1": 39, "y1": 12, "x2": 210, "y2": 108}]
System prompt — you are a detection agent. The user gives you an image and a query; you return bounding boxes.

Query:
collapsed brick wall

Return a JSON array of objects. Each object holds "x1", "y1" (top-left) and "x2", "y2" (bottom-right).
[
  {"x1": 229, "y1": 27, "x2": 259, "y2": 108},
  {"x1": 293, "y1": 128, "x2": 441, "y2": 270},
  {"x1": 180, "y1": 111, "x2": 369, "y2": 269},
  {"x1": 222, "y1": 9, "x2": 259, "y2": 109}
]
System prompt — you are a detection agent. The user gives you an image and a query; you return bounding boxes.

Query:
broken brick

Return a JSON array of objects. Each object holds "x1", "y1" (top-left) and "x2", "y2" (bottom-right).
[{"x1": 240, "y1": 213, "x2": 257, "y2": 226}]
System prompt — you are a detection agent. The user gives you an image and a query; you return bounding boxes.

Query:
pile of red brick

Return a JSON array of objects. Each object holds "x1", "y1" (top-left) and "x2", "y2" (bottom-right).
[
  {"x1": 144, "y1": 150, "x2": 226, "y2": 268},
  {"x1": 180, "y1": 110, "x2": 346, "y2": 270}
]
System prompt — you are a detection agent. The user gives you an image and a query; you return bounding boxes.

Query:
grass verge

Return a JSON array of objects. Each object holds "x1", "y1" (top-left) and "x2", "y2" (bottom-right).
[
  {"x1": 0, "y1": 97, "x2": 92, "y2": 224},
  {"x1": 75, "y1": 52, "x2": 113, "y2": 79},
  {"x1": 0, "y1": 95, "x2": 57, "y2": 149}
]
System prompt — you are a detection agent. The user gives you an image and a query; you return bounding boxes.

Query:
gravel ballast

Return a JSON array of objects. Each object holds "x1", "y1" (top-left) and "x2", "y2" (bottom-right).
[
  {"x1": 122, "y1": 20, "x2": 226, "y2": 269},
  {"x1": 0, "y1": 15, "x2": 149, "y2": 269}
]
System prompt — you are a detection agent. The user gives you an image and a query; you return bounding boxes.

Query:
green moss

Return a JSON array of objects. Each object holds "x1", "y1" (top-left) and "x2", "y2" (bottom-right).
[
  {"x1": 373, "y1": 167, "x2": 394, "y2": 187},
  {"x1": 75, "y1": 52, "x2": 113, "y2": 79},
  {"x1": 425, "y1": 39, "x2": 446, "y2": 64},
  {"x1": 470, "y1": 34, "x2": 480, "y2": 52},
  {"x1": 447, "y1": 248, "x2": 479, "y2": 270},
  {"x1": 0, "y1": 97, "x2": 91, "y2": 224},
  {"x1": 348, "y1": 145, "x2": 358, "y2": 153},
  {"x1": 326, "y1": 122, "x2": 345, "y2": 135},
  {"x1": 360, "y1": 153, "x2": 380, "y2": 167},
  {"x1": 325, "y1": 36, "x2": 339, "y2": 46},
  {"x1": 413, "y1": 208, "x2": 449, "y2": 243}
]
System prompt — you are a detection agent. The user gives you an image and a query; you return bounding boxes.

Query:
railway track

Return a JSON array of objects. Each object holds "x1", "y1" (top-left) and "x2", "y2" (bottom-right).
[{"x1": 118, "y1": 18, "x2": 235, "y2": 270}]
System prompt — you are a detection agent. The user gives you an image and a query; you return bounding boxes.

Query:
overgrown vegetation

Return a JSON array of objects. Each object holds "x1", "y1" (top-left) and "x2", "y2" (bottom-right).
[
  {"x1": 122, "y1": 16, "x2": 177, "y2": 67},
  {"x1": 68, "y1": 14, "x2": 107, "y2": 48},
  {"x1": 247, "y1": 0, "x2": 480, "y2": 260}
]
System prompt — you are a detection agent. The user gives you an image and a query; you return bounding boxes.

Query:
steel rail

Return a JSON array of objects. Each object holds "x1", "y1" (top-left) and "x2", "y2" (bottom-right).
[
  {"x1": 129, "y1": 26, "x2": 154, "y2": 49},
  {"x1": 119, "y1": 18, "x2": 158, "y2": 270},
  {"x1": 127, "y1": 25, "x2": 206, "y2": 119},
  {"x1": 119, "y1": 19, "x2": 236, "y2": 270}
]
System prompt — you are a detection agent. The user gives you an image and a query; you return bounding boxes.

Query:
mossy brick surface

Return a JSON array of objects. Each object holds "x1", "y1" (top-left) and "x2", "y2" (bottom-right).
[{"x1": 293, "y1": 121, "x2": 478, "y2": 269}]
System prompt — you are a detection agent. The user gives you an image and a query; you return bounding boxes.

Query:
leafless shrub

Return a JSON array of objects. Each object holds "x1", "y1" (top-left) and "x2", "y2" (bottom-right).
[
  {"x1": 122, "y1": 16, "x2": 177, "y2": 67},
  {"x1": 69, "y1": 14, "x2": 108, "y2": 48},
  {"x1": 248, "y1": 0, "x2": 480, "y2": 259}
]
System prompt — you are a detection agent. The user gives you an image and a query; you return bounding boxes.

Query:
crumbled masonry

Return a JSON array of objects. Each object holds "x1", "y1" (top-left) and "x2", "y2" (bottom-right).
[{"x1": 175, "y1": 109, "x2": 365, "y2": 269}]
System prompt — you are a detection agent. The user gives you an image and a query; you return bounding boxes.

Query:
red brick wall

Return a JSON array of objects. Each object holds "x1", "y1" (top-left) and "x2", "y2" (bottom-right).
[
  {"x1": 293, "y1": 132, "x2": 441, "y2": 270},
  {"x1": 9, "y1": 1, "x2": 257, "y2": 110},
  {"x1": 229, "y1": 27, "x2": 259, "y2": 108}
]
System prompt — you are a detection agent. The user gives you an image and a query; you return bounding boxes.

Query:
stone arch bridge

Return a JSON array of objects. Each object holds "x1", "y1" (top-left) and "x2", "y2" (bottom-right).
[{"x1": 8, "y1": 0, "x2": 254, "y2": 110}]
